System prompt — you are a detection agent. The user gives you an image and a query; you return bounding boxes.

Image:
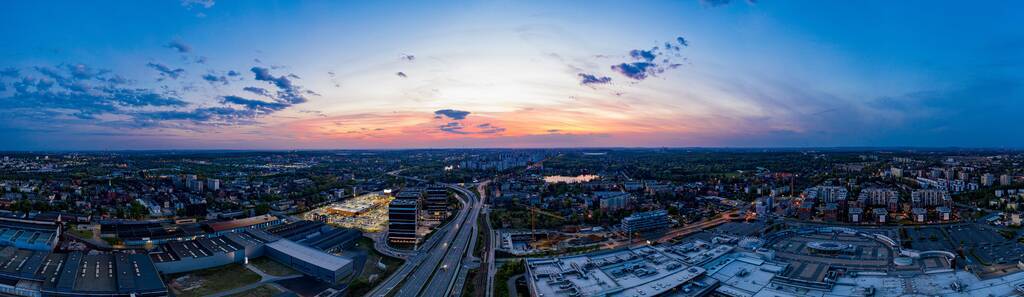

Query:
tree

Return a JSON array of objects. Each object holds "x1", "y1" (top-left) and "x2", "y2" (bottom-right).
[
  {"x1": 255, "y1": 203, "x2": 271, "y2": 215},
  {"x1": 128, "y1": 201, "x2": 148, "y2": 219}
]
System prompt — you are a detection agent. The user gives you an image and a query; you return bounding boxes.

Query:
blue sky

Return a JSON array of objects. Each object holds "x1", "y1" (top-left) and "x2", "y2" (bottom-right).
[{"x1": 0, "y1": 0, "x2": 1022, "y2": 150}]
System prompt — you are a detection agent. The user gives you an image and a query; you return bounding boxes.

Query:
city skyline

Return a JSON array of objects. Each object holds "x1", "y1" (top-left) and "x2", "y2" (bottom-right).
[{"x1": 2, "y1": 0, "x2": 1023, "y2": 150}]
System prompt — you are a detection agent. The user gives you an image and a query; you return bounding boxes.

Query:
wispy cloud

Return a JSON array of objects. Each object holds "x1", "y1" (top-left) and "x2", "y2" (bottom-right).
[
  {"x1": 181, "y1": 0, "x2": 215, "y2": 9},
  {"x1": 222, "y1": 95, "x2": 290, "y2": 112},
  {"x1": 166, "y1": 40, "x2": 192, "y2": 53},
  {"x1": 146, "y1": 62, "x2": 185, "y2": 79}
]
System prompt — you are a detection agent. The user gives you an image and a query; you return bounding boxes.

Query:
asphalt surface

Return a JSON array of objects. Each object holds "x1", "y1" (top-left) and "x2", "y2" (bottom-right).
[
  {"x1": 416, "y1": 184, "x2": 482, "y2": 297},
  {"x1": 364, "y1": 182, "x2": 480, "y2": 297}
]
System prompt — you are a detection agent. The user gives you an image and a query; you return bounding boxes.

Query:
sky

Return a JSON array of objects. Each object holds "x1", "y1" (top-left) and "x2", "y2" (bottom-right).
[{"x1": 1, "y1": 0, "x2": 1022, "y2": 150}]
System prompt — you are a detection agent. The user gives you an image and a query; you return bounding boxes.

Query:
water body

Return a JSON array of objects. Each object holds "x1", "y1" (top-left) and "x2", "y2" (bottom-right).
[{"x1": 544, "y1": 174, "x2": 600, "y2": 183}]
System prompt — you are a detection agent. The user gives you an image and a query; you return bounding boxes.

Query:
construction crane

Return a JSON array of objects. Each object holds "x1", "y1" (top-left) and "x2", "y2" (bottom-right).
[{"x1": 519, "y1": 203, "x2": 565, "y2": 242}]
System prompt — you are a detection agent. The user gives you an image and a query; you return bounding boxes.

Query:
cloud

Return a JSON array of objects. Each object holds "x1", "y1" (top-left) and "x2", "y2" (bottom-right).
[
  {"x1": 699, "y1": 0, "x2": 755, "y2": 7},
  {"x1": 611, "y1": 62, "x2": 657, "y2": 80},
  {"x1": 181, "y1": 0, "x2": 215, "y2": 9},
  {"x1": 699, "y1": 0, "x2": 732, "y2": 7},
  {"x1": 396, "y1": 71, "x2": 408, "y2": 78},
  {"x1": 0, "y1": 77, "x2": 188, "y2": 120},
  {"x1": 63, "y1": 63, "x2": 107, "y2": 80},
  {"x1": 227, "y1": 70, "x2": 241, "y2": 77},
  {"x1": 202, "y1": 73, "x2": 228, "y2": 85},
  {"x1": 437, "y1": 121, "x2": 506, "y2": 135},
  {"x1": 629, "y1": 49, "x2": 656, "y2": 62},
  {"x1": 251, "y1": 66, "x2": 292, "y2": 89},
  {"x1": 136, "y1": 106, "x2": 257, "y2": 125},
  {"x1": 0, "y1": 68, "x2": 18, "y2": 77},
  {"x1": 0, "y1": 63, "x2": 304, "y2": 133},
  {"x1": 146, "y1": 62, "x2": 185, "y2": 79},
  {"x1": 434, "y1": 109, "x2": 470, "y2": 120},
  {"x1": 676, "y1": 37, "x2": 689, "y2": 47},
  {"x1": 222, "y1": 95, "x2": 289, "y2": 112},
  {"x1": 243, "y1": 86, "x2": 273, "y2": 97},
  {"x1": 166, "y1": 40, "x2": 192, "y2": 53},
  {"x1": 327, "y1": 71, "x2": 340, "y2": 87},
  {"x1": 605, "y1": 36, "x2": 691, "y2": 81},
  {"x1": 250, "y1": 66, "x2": 308, "y2": 104},
  {"x1": 439, "y1": 121, "x2": 464, "y2": 133},
  {"x1": 578, "y1": 73, "x2": 612, "y2": 85}
]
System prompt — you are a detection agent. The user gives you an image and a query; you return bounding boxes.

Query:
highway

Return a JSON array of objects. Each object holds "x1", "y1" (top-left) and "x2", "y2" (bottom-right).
[
  {"x1": 415, "y1": 184, "x2": 482, "y2": 297},
  {"x1": 364, "y1": 178, "x2": 482, "y2": 297}
]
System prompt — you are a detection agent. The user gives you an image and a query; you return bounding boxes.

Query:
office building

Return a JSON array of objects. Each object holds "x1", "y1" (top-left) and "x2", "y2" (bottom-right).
[
  {"x1": 388, "y1": 199, "x2": 419, "y2": 245},
  {"x1": 395, "y1": 189, "x2": 423, "y2": 201},
  {"x1": 424, "y1": 185, "x2": 449, "y2": 220},
  {"x1": 622, "y1": 210, "x2": 670, "y2": 233}
]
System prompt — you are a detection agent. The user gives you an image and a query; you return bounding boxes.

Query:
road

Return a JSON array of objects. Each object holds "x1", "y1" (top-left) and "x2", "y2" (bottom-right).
[
  {"x1": 408, "y1": 184, "x2": 482, "y2": 297},
  {"x1": 480, "y1": 181, "x2": 497, "y2": 297},
  {"x1": 602, "y1": 209, "x2": 740, "y2": 249},
  {"x1": 364, "y1": 178, "x2": 481, "y2": 297},
  {"x1": 364, "y1": 173, "x2": 465, "y2": 297}
]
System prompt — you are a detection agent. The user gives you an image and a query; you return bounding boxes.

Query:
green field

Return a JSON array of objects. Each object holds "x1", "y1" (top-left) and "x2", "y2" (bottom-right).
[
  {"x1": 169, "y1": 264, "x2": 262, "y2": 297},
  {"x1": 346, "y1": 237, "x2": 405, "y2": 297},
  {"x1": 250, "y1": 257, "x2": 299, "y2": 277},
  {"x1": 226, "y1": 284, "x2": 282, "y2": 297},
  {"x1": 67, "y1": 226, "x2": 94, "y2": 239}
]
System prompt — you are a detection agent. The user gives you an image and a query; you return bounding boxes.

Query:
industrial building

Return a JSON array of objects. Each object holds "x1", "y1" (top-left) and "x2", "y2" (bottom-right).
[
  {"x1": 203, "y1": 214, "x2": 281, "y2": 236},
  {"x1": 100, "y1": 214, "x2": 282, "y2": 246},
  {"x1": 0, "y1": 247, "x2": 167, "y2": 297},
  {"x1": 0, "y1": 216, "x2": 59, "y2": 251},
  {"x1": 524, "y1": 244, "x2": 717, "y2": 297},
  {"x1": 148, "y1": 231, "x2": 267, "y2": 274},
  {"x1": 265, "y1": 239, "x2": 353, "y2": 285},
  {"x1": 147, "y1": 220, "x2": 360, "y2": 286},
  {"x1": 265, "y1": 220, "x2": 361, "y2": 253}
]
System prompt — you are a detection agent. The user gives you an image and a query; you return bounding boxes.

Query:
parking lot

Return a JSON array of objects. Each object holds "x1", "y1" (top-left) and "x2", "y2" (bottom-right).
[
  {"x1": 905, "y1": 226, "x2": 955, "y2": 251},
  {"x1": 940, "y1": 224, "x2": 1024, "y2": 266}
]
